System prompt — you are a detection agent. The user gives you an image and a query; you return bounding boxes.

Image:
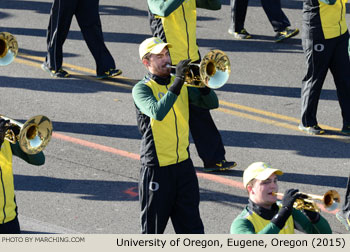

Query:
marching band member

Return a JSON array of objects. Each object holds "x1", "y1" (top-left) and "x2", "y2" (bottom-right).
[
  {"x1": 0, "y1": 118, "x2": 45, "y2": 234},
  {"x1": 42, "y1": 0, "x2": 122, "y2": 79},
  {"x1": 230, "y1": 162, "x2": 332, "y2": 234},
  {"x1": 132, "y1": 37, "x2": 219, "y2": 233},
  {"x1": 147, "y1": 0, "x2": 237, "y2": 172},
  {"x1": 299, "y1": 0, "x2": 350, "y2": 135}
]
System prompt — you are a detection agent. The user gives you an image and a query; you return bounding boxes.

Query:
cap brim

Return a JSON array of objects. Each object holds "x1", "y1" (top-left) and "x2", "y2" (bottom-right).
[
  {"x1": 255, "y1": 168, "x2": 283, "y2": 181},
  {"x1": 149, "y1": 43, "x2": 172, "y2": 55}
]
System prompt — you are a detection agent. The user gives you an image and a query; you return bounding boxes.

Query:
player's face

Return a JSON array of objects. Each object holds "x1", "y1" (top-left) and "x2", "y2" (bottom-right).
[
  {"x1": 249, "y1": 173, "x2": 278, "y2": 209},
  {"x1": 146, "y1": 47, "x2": 171, "y2": 77}
]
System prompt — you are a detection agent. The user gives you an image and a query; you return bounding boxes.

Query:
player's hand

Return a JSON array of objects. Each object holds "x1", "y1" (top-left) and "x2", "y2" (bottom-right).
[{"x1": 175, "y1": 59, "x2": 191, "y2": 79}]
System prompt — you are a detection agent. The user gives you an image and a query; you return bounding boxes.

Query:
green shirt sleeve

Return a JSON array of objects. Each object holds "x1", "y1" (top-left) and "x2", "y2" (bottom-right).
[
  {"x1": 292, "y1": 209, "x2": 332, "y2": 234},
  {"x1": 147, "y1": 0, "x2": 185, "y2": 16},
  {"x1": 11, "y1": 142, "x2": 45, "y2": 166},
  {"x1": 132, "y1": 80, "x2": 178, "y2": 121},
  {"x1": 188, "y1": 87, "x2": 219, "y2": 109},
  {"x1": 148, "y1": 0, "x2": 221, "y2": 16},
  {"x1": 196, "y1": 0, "x2": 221, "y2": 10}
]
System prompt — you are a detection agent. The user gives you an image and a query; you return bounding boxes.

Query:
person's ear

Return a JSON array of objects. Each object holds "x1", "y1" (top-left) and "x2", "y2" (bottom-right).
[
  {"x1": 142, "y1": 58, "x2": 150, "y2": 67},
  {"x1": 247, "y1": 184, "x2": 253, "y2": 195}
]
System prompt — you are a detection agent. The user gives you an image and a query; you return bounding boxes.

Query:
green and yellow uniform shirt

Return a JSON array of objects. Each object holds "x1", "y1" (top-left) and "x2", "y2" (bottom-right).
[
  {"x1": 0, "y1": 141, "x2": 45, "y2": 224},
  {"x1": 302, "y1": 0, "x2": 348, "y2": 39},
  {"x1": 148, "y1": 0, "x2": 221, "y2": 65},
  {"x1": 132, "y1": 73, "x2": 218, "y2": 167},
  {"x1": 230, "y1": 200, "x2": 332, "y2": 234}
]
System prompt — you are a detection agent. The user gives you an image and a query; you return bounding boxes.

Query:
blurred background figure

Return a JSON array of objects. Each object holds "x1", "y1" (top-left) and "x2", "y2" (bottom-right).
[
  {"x1": 299, "y1": 0, "x2": 350, "y2": 135},
  {"x1": 148, "y1": 0, "x2": 237, "y2": 172},
  {"x1": 42, "y1": 0, "x2": 121, "y2": 79},
  {"x1": 228, "y1": 0, "x2": 299, "y2": 42},
  {"x1": 336, "y1": 174, "x2": 350, "y2": 231}
]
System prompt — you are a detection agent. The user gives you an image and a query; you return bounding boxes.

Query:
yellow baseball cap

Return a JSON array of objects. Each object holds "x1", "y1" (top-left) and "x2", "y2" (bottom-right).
[
  {"x1": 139, "y1": 37, "x2": 172, "y2": 60},
  {"x1": 243, "y1": 162, "x2": 283, "y2": 188}
]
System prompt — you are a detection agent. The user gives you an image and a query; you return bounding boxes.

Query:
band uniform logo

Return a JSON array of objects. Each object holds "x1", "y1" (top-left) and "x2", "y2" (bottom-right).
[
  {"x1": 149, "y1": 182, "x2": 159, "y2": 191},
  {"x1": 158, "y1": 92, "x2": 165, "y2": 99},
  {"x1": 314, "y1": 44, "x2": 324, "y2": 52},
  {"x1": 152, "y1": 38, "x2": 163, "y2": 45}
]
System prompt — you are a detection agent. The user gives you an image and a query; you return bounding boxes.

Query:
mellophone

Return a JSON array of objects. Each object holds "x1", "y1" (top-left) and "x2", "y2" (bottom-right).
[
  {"x1": 166, "y1": 49, "x2": 231, "y2": 89},
  {"x1": 1, "y1": 32, "x2": 53, "y2": 154},
  {"x1": 0, "y1": 31, "x2": 18, "y2": 66},
  {"x1": 0, "y1": 115, "x2": 53, "y2": 155}
]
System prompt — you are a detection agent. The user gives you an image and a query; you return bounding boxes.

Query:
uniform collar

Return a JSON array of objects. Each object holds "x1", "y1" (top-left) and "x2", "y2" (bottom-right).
[
  {"x1": 248, "y1": 199, "x2": 279, "y2": 220},
  {"x1": 147, "y1": 72, "x2": 171, "y2": 85}
]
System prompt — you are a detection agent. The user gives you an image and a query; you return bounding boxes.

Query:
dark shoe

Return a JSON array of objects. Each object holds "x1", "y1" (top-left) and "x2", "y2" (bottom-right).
[
  {"x1": 298, "y1": 124, "x2": 325, "y2": 135},
  {"x1": 96, "y1": 68, "x2": 122, "y2": 79},
  {"x1": 203, "y1": 160, "x2": 237, "y2": 172},
  {"x1": 228, "y1": 28, "x2": 252, "y2": 39},
  {"x1": 275, "y1": 27, "x2": 299, "y2": 43},
  {"x1": 341, "y1": 125, "x2": 350, "y2": 135},
  {"x1": 41, "y1": 63, "x2": 70, "y2": 78},
  {"x1": 336, "y1": 211, "x2": 350, "y2": 231}
]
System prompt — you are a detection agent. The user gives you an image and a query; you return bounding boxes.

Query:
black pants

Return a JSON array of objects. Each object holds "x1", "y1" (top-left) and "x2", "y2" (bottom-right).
[
  {"x1": 189, "y1": 104, "x2": 225, "y2": 166},
  {"x1": 139, "y1": 159, "x2": 204, "y2": 234},
  {"x1": 44, "y1": 0, "x2": 115, "y2": 75},
  {"x1": 0, "y1": 216, "x2": 20, "y2": 234},
  {"x1": 301, "y1": 32, "x2": 350, "y2": 128},
  {"x1": 229, "y1": 0, "x2": 290, "y2": 33}
]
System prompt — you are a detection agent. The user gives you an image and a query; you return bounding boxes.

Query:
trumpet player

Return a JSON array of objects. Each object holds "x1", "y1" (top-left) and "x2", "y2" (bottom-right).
[
  {"x1": 0, "y1": 118, "x2": 45, "y2": 234},
  {"x1": 230, "y1": 162, "x2": 332, "y2": 234}
]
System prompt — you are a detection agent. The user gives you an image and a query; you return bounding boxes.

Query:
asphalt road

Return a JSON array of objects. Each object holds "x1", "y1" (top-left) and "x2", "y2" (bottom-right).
[{"x1": 1, "y1": 0, "x2": 350, "y2": 234}]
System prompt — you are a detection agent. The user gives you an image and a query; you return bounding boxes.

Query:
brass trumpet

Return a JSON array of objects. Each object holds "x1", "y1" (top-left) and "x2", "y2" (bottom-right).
[
  {"x1": 167, "y1": 49, "x2": 231, "y2": 89},
  {"x1": 273, "y1": 190, "x2": 340, "y2": 212},
  {"x1": 0, "y1": 32, "x2": 18, "y2": 66},
  {"x1": 1, "y1": 115, "x2": 53, "y2": 155}
]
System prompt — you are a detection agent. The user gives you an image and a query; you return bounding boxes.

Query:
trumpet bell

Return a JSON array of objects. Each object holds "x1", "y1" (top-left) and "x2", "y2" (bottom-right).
[
  {"x1": 322, "y1": 190, "x2": 340, "y2": 211},
  {"x1": 0, "y1": 32, "x2": 18, "y2": 66},
  {"x1": 199, "y1": 49, "x2": 231, "y2": 89}
]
